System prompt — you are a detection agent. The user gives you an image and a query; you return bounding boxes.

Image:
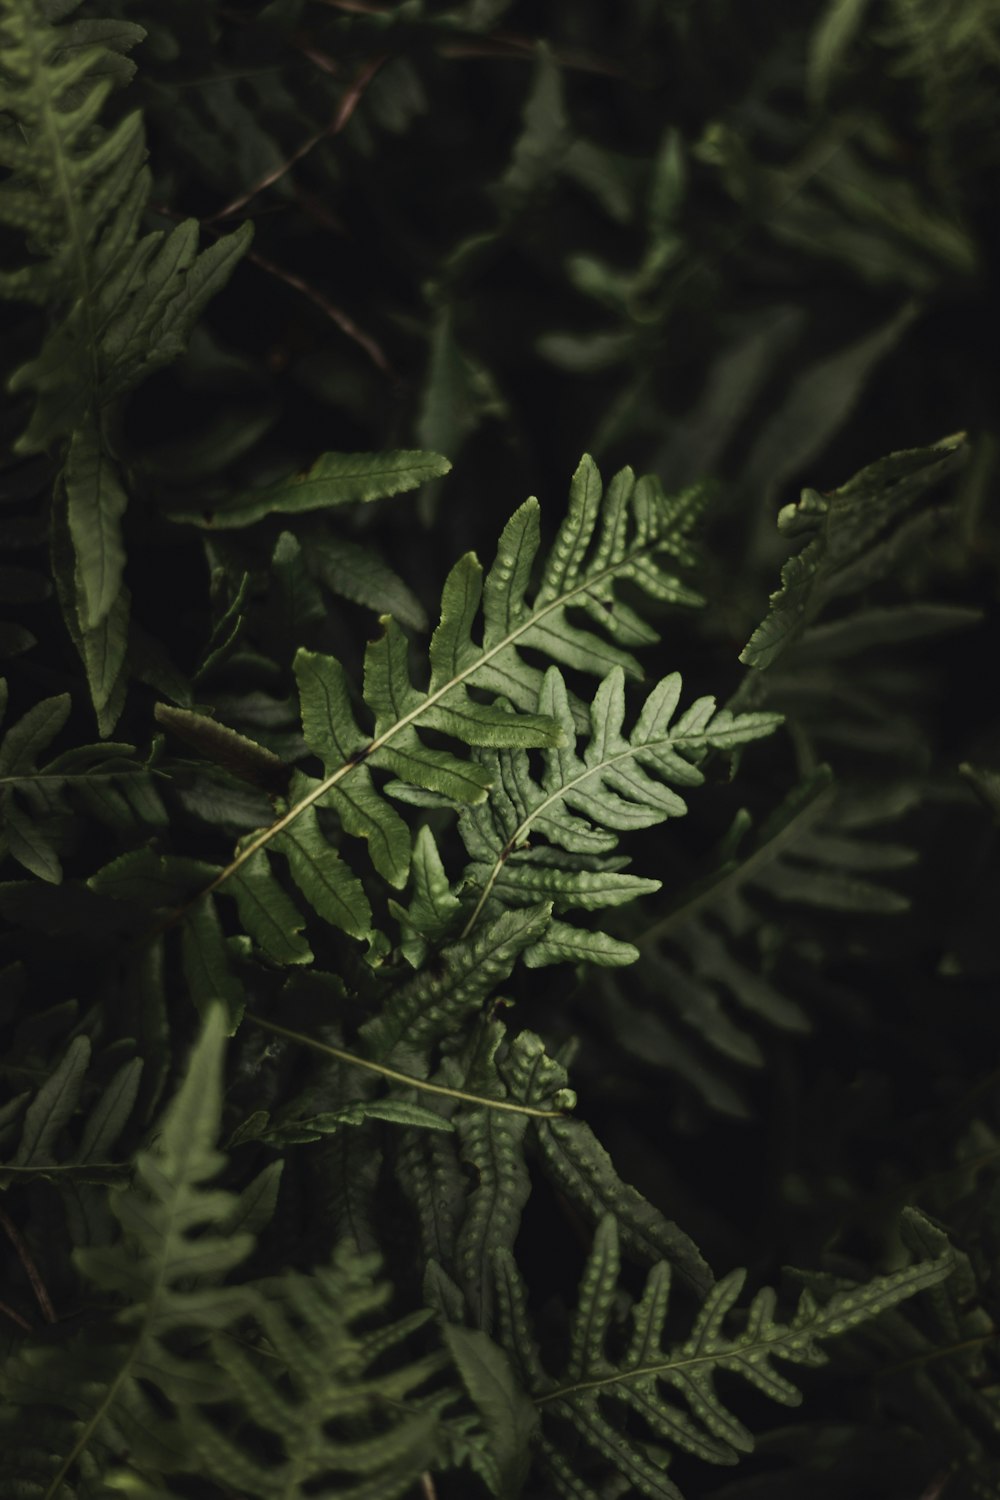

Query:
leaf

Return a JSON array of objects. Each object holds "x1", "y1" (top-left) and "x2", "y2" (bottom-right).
[
  {"x1": 361, "y1": 903, "x2": 552, "y2": 1060},
  {"x1": 495, "y1": 1212, "x2": 954, "y2": 1500},
  {"x1": 177, "y1": 449, "x2": 452, "y2": 528},
  {"x1": 227, "y1": 849, "x2": 313, "y2": 965},
  {"x1": 308, "y1": 533, "x2": 429, "y2": 632},
  {"x1": 183, "y1": 1245, "x2": 444, "y2": 1500},
  {"x1": 270, "y1": 790, "x2": 374, "y2": 944},
  {"x1": 388, "y1": 823, "x2": 462, "y2": 966},
  {"x1": 808, "y1": 0, "x2": 875, "y2": 102},
  {"x1": 154, "y1": 703, "x2": 290, "y2": 796},
  {"x1": 196, "y1": 453, "x2": 708, "y2": 934},
  {"x1": 502, "y1": 1030, "x2": 712, "y2": 1296},
  {"x1": 0, "y1": 1008, "x2": 259, "y2": 1483},
  {"x1": 240, "y1": 1097, "x2": 456, "y2": 1147},
  {"x1": 180, "y1": 896, "x2": 246, "y2": 1029},
  {"x1": 741, "y1": 434, "x2": 966, "y2": 670},
  {"x1": 64, "y1": 422, "x2": 128, "y2": 631},
  {"x1": 443, "y1": 1325, "x2": 539, "y2": 1499},
  {"x1": 458, "y1": 665, "x2": 780, "y2": 957},
  {"x1": 10, "y1": 1035, "x2": 89, "y2": 1171}
]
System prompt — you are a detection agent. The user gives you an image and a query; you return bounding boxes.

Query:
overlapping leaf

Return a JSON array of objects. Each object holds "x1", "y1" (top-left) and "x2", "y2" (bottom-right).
[
  {"x1": 599, "y1": 767, "x2": 921, "y2": 1118},
  {"x1": 0, "y1": 684, "x2": 164, "y2": 883},
  {"x1": 183, "y1": 1246, "x2": 445, "y2": 1500},
  {"x1": 0, "y1": 1008, "x2": 260, "y2": 1489},
  {"x1": 160, "y1": 454, "x2": 709, "y2": 971},
  {"x1": 495, "y1": 1209, "x2": 954, "y2": 1500},
  {"x1": 458, "y1": 664, "x2": 781, "y2": 965}
]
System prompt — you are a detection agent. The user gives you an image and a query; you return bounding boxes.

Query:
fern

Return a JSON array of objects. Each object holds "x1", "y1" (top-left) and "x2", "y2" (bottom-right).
[
  {"x1": 738, "y1": 435, "x2": 969, "y2": 676},
  {"x1": 495, "y1": 1208, "x2": 954, "y2": 1500},
  {"x1": 0, "y1": 682, "x2": 164, "y2": 883},
  {"x1": 0, "y1": 1006, "x2": 261, "y2": 1492},
  {"x1": 597, "y1": 767, "x2": 921, "y2": 1118},
  {"x1": 181, "y1": 1246, "x2": 446, "y2": 1500},
  {"x1": 0, "y1": 1030, "x2": 140, "y2": 1189},
  {"x1": 135, "y1": 455, "x2": 711, "y2": 985},
  {"x1": 456, "y1": 662, "x2": 780, "y2": 965},
  {"x1": 0, "y1": 0, "x2": 250, "y2": 726}
]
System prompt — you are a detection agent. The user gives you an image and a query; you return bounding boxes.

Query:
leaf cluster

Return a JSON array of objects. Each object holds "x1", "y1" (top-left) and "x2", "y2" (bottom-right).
[{"x1": 1, "y1": 3, "x2": 999, "y2": 1499}]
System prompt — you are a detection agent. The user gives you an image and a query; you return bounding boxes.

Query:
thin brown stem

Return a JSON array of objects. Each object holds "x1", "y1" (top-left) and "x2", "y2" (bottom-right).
[
  {"x1": 245, "y1": 246, "x2": 395, "y2": 375},
  {"x1": 0, "y1": 1207, "x2": 56, "y2": 1323},
  {"x1": 205, "y1": 54, "x2": 385, "y2": 223},
  {"x1": 149, "y1": 203, "x2": 395, "y2": 377},
  {"x1": 0, "y1": 1297, "x2": 34, "y2": 1333}
]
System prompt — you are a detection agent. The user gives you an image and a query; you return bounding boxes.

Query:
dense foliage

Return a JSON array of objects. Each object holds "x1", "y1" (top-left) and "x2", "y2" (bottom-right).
[{"x1": 1, "y1": 1, "x2": 999, "y2": 1496}]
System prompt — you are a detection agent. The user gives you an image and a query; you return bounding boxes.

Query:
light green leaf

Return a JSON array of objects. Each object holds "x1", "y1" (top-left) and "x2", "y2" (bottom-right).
[
  {"x1": 389, "y1": 823, "x2": 462, "y2": 966},
  {"x1": 271, "y1": 798, "x2": 373, "y2": 943},
  {"x1": 460, "y1": 665, "x2": 780, "y2": 950},
  {"x1": 227, "y1": 848, "x2": 313, "y2": 965},
  {"x1": 181, "y1": 449, "x2": 452, "y2": 529}
]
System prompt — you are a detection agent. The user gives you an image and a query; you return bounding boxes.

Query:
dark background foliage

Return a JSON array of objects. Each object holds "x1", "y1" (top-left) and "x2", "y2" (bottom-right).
[{"x1": 3, "y1": 1, "x2": 1000, "y2": 1497}]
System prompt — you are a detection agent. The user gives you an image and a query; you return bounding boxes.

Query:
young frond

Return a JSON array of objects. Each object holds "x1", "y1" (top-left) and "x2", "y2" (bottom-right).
[{"x1": 495, "y1": 1209, "x2": 954, "y2": 1500}]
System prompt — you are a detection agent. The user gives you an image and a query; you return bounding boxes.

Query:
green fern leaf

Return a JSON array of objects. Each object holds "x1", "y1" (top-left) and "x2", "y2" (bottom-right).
[
  {"x1": 174, "y1": 449, "x2": 452, "y2": 529},
  {"x1": 442, "y1": 1324, "x2": 539, "y2": 1499},
  {"x1": 387, "y1": 824, "x2": 463, "y2": 967},
  {"x1": 458, "y1": 664, "x2": 781, "y2": 959},
  {"x1": 601, "y1": 767, "x2": 921, "y2": 1118},
  {"x1": 0, "y1": 1033, "x2": 139, "y2": 1187},
  {"x1": 362, "y1": 903, "x2": 552, "y2": 1060},
  {"x1": 740, "y1": 434, "x2": 966, "y2": 671},
  {"x1": 170, "y1": 454, "x2": 707, "y2": 959},
  {"x1": 182, "y1": 1244, "x2": 445, "y2": 1500},
  {"x1": 495, "y1": 1210, "x2": 954, "y2": 1500},
  {"x1": 0, "y1": 0, "x2": 249, "y2": 727},
  {"x1": 307, "y1": 532, "x2": 430, "y2": 633},
  {"x1": 0, "y1": 1007, "x2": 259, "y2": 1488},
  {"x1": 502, "y1": 1030, "x2": 712, "y2": 1295},
  {"x1": 0, "y1": 687, "x2": 165, "y2": 882}
]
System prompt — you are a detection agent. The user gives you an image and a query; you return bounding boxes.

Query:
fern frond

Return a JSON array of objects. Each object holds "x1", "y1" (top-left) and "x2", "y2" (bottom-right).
[
  {"x1": 0, "y1": 0, "x2": 249, "y2": 729},
  {"x1": 458, "y1": 663, "x2": 780, "y2": 962},
  {"x1": 502, "y1": 1029, "x2": 712, "y2": 1295},
  {"x1": 164, "y1": 455, "x2": 706, "y2": 974},
  {"x1": 361, "y1": 903, "x2": 552, "y2": 1059},
  {"x1": 598, "y1": 767, "x2": 920, "y2": 1118},
  {"x1": 0, "y1": 1031, "x2": 140, "y2": 1188},
  {"x1": 181, "y1": 1244, "x2": 446, "y2": 1500},
  {"x1": 820, "y1": 1177, "x2": 1000, "y2": 1497},
  {"x1": 0, "y1": 1007, "x2": 259, "y2": 1490},
  {"x1": 0, "y1": 0, "x2": 251, "y2": 458},
  {"x1": 739, "y1": 435, "x2": 967, "y2": 673},
  {"x1": 494, "y1": 1208, "x2": 954, "y2": 1500},
  {"x1": 0, "y1": 685, "x2": 165, "y2": 883},
  {"x1": 170, "y1": 449, "x2": 452, "y2": 529}
]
